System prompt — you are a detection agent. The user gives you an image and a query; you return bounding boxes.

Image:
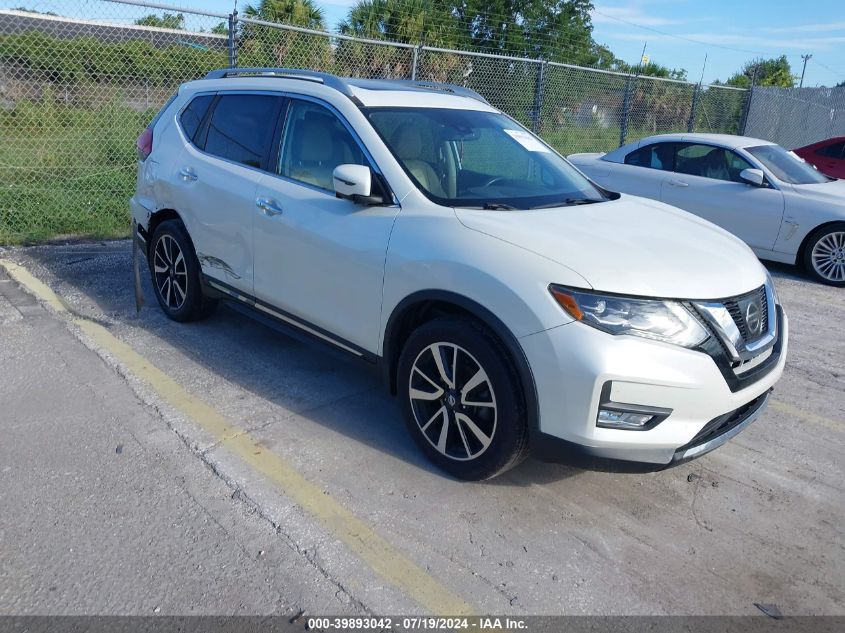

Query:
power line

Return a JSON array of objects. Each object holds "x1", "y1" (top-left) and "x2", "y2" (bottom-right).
[{"x1": 591, "y1": 7, "x2": 804, "y2": 59}]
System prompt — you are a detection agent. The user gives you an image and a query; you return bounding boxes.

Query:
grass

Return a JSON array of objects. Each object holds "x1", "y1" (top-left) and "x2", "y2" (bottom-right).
[{"x1": 0, "y1": 96, "x2": 151, "y2": 244}]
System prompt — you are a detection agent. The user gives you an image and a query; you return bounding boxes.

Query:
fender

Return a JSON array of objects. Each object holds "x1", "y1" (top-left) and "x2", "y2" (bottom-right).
[{"x1": 381, "y1": 289, "x2": 540, "y2": 434}]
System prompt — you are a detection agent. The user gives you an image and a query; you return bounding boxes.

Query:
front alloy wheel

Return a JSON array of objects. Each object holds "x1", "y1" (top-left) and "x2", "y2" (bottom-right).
[
  {"x1": 397, "y1": 318, "x2": 528, "y2": 480},
  {"x1": 804, "y1": 223, "x2": 845, "y2": 287},
  {"x1": 409, "y1": 342, "x2": 497, "y2": 461}
]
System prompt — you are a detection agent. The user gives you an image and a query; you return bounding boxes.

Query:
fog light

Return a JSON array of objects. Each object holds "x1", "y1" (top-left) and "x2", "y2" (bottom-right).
[{"x1": 597, "y1": 409, "x2": 655, "y2": 429}]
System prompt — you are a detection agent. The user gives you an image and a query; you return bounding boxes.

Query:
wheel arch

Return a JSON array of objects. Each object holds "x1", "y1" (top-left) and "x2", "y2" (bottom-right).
[
  {"x1": 798, "y1": 219, "x2": 845, "y2": 265},
  {"x1": 145, "y1": 209, "x2": 186, "y2": 258},
  {"x1": 381, "y1": 290, "x2": 540, "y2": 433}
]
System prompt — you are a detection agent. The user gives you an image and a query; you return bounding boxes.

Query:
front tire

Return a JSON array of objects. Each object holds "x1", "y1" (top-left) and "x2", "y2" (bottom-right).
[
  {"x1": 803, "y1": 222, "x2": 845, "y2": 287},
  {"x1": 397, "y1": 318, "x2": 529, "y2": 480},
  {"x1": 149, "y1": 220, "x2": 217, "y2": 321}
]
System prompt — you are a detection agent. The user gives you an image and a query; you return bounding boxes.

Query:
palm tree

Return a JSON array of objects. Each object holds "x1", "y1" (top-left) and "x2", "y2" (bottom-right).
[
  {"x1": 239, "y1": 0, "x2": 329, "y2": 69},
  {"x1": 243, "y1": 0, "x2": 325, "y2": 30}
]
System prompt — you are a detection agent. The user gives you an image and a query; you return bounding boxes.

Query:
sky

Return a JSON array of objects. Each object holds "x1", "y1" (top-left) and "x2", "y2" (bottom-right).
[{"x1": 5, "y1": 0, "x2": 845, "y2": 87}]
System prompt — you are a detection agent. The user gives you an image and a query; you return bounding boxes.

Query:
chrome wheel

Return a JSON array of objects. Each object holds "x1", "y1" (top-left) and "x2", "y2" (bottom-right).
[
  {"x1": 408, "y1": 342, "x2": 497, "y2": 462},
  {"x1": 153, "y1": 234, "x2": 188, "y2": 310},
  {"x1": 811, "y1": 231, "x2": 845, "y2": 282}
]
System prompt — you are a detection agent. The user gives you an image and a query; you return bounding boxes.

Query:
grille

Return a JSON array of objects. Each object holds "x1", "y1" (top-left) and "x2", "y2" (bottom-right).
[{"x1": 723, "y1": 285, "x2": 768, "y2": 342}]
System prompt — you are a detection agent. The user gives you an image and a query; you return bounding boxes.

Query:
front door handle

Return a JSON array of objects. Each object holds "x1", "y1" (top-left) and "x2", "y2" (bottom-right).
[
  {"x1": 667, "y1": 179, "x2": 689, "y2": 187},
  {"x1": 179, "y1": 167, "x2": 198, "y2": 182},
  {"x1": 256, "y1": 197, "x2": 284, "y2": 216}
]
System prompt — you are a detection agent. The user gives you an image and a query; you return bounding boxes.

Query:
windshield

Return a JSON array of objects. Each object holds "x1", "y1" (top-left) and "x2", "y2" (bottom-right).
[
  {"x1": 365, "y1": 107, "x2": 607, "y2": 209},
  {"x1": 746, "y1": 144, "x2": 831, "y2": 185}
]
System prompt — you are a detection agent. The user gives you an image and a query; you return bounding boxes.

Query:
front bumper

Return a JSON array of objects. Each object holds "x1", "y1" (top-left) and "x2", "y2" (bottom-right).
[{"x1": 520, "y1": 307, "x2": 788, "y2": 465}]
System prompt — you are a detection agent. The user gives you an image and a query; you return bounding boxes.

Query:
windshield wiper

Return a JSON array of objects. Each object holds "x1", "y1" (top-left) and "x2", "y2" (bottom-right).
[
  {"x1": 481, "y1": 202, "x2": 518, "y2": 210},
  {"x1": 529, "y1": 198, "x2": 603, "y2": 209}
]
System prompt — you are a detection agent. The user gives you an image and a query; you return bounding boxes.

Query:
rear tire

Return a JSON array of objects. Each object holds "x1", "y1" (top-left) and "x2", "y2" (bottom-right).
[
  {"x1": 149, "y1": 220, "x2": 217, "y2": 322},
  {"x1": 802, "y1": 222, "x2": 845, "y2": 287},
  {"x1": 397, "y1": 317, "x2": 529, "y2": 480}
]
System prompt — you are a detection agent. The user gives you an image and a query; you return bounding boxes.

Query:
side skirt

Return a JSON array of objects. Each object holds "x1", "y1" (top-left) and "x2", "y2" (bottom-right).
[{"x1": 201, "y1": 275, "x2": 380, "y2": 365}]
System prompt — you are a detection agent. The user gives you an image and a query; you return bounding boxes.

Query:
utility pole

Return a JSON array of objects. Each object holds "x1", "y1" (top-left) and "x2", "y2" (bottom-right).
[{"x1": 800, "y1": 54, "x2": 812, "y2": 88}]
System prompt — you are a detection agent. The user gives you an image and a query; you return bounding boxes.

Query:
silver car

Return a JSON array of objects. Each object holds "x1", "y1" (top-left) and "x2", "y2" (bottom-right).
[{"x1": 569, "y1": 133, "x2": 845, "y2": 286}]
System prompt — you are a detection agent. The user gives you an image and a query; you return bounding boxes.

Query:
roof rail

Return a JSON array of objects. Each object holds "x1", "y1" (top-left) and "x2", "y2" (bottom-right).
[
  {"x1": 393, "y1": 80, "x2": 490, "y2": 104},
  {"x1": 204, "y1": 67, "x2": 355, "y2": 98},
  {"x1": 204, "y1": 68, "x2": 490, "y2": 105}
]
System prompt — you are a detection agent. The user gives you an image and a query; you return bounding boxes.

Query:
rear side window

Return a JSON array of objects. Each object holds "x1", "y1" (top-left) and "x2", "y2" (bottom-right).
[
  {"x1": 179, "y1": 95, "x2": 214, "y2": 145},
  {"x1": 204, "y1": 94, "x2": 280, "y2": 169},
  {"x1": 624, "y1": 143, "x2": 674, "y2": 171},
  {"x1": 817, "y1": 142, "x2": 845, "y2": 159}
]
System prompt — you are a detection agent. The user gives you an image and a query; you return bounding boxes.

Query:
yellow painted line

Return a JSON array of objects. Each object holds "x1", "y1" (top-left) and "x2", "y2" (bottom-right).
[
  {"x1": 0, "y1": 259, "x2": 69, "y2": 313},
  {"x1": 0, "y1": 258, "x2": 473, "y2": 616},
  {"x1": 770, "y1": 399, "x2": 843, "y2": 434}
]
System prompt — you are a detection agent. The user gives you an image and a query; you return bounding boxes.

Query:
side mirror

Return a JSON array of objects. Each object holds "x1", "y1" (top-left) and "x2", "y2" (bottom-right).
[
  {"x1": 739, "y1": 168, "x2": 765, "y2": 187},
  {"x1": 333, "y1": 164, "x2": 383, "y2": 205}
]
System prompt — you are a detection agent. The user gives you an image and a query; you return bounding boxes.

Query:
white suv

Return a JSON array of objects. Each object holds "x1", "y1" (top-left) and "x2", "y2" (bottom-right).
[{"x1": 131, "y1": 68, "x2": 788, "y2": 480}]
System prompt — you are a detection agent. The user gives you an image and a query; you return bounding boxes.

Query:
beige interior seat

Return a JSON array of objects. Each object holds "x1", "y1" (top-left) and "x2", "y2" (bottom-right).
[{"x1": 391, "y1": 126, "x2": 446, "y2": 197}]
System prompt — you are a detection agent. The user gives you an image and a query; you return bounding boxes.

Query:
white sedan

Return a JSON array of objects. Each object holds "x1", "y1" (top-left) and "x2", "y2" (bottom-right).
[{"x1": 569, "y1": 133, "x2": 845, "y2": 286}]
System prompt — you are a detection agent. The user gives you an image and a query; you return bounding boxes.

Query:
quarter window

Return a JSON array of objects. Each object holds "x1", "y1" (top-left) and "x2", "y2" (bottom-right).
[
  {"x1": 279, "y1": 100, "x2": 368, "y2": 191},
  {"x1": 203, "y1": 94, "x2": 279, "y2": 169},
  {"x1": 179, "y1": 94, "x2": 213, "y2": 146},
  {"x1": 675, "y1": 143, "x2": 753, "y2": 183},
  {"x1": 624, "y1": 143, "x2": 674, "y2": 171}
]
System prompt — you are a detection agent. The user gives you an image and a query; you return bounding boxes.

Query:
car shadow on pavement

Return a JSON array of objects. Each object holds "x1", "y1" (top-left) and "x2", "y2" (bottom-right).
[{"x1": 19, "y1": 241, "x2": 591, "y2": 484}]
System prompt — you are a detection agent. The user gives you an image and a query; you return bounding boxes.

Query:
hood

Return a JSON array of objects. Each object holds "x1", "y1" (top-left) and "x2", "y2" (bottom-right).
[
  {"x1": 455, "y1": 195, "x2": 766, "y2": 300},
  {"x1": 788, "y1": 178, "x2": 845, "y2": 210}
]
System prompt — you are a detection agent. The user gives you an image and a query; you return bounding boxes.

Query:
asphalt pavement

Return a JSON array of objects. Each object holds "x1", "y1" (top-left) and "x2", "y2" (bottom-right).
[{"x1": 0, "y1": 240, "x2": 843, "y2": 616}]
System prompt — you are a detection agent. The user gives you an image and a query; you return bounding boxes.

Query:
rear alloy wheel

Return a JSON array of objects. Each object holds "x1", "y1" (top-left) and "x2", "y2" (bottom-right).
[
  {"x1": 153, "y1": 234, "x2": 188, "y2": 312},
  {"x1": 804, "y1": 223, "x2": 845, "y2": 287},
  {"x1": 397, "y1": 318, "x2": 528, "y2": 480},
  {"x1": 149, "y1": 220, "x2": 217, "y2": 321}
]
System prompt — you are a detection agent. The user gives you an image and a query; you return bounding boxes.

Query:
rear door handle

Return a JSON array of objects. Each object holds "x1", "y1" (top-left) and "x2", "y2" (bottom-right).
[
  {"x1": 179, "y1": 167, "x2": 198, "y2": 182},
  {"x1": 667, "y1": 179, "x2": 689, "y2": 187},
  {"x1": 256, "y1": 197, "x2": 284, "y2": 216}
]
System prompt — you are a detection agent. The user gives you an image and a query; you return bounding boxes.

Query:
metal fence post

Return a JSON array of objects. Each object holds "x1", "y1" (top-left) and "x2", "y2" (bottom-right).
[
  {"x1": 619, "y1": 74, "x2": 635, "y2": 147},
  {"x1": 739, "y1": 86, "x2": 754, "y2": 135},
  {"x1": 532, "y1": 60, "x2": 547, "y2": 134},
  {"x1": 411, "y1": 45, "x2": 422, "y2": 81},
  {"x1": 687, "y1": 83, "x2": 701, "y2": 132},
  {"x1": 227, "y1": 10, "x2": 238, "y2": 68}
]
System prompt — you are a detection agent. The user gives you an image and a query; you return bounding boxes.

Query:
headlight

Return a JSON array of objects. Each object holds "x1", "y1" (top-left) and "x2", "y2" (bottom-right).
[
  {"x1": 764, "y1": 268, "x2": 779, "y2": 305},
  {"x1": 549, "y1": 285, "x2": 709, "y2": 348}
]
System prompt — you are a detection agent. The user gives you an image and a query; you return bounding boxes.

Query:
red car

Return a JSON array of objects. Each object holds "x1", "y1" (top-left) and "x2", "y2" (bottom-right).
[{"x1": 793, "y1": 136, "x2": 845, "y2": 179}]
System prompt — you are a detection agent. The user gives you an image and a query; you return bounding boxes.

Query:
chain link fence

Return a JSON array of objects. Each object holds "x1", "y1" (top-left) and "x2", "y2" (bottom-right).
[
  {"x1": 1, "y1": 0, "x2": 749, "y2": 243},
  {"x1": 744, "y1": 86, "x2": 845, "y2": 149}
]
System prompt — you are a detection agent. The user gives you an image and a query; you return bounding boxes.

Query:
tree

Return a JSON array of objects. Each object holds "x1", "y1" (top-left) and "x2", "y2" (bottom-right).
[
  {"x1": 239, "y1": 0, "x2": 329, "y2": 69},
  {"x1": 837, "y1": 80, "x2": 845, "y2": 88},
  {"x1": 724, "y1": 56, "x2": 795, "y2": 88},
  {"x1": 338, "y1": 0, "x2": 601, "y2": 65},
  {"x1": 211, "y1": 22, "x2": 229, "y2": 36},
  {"x1": 338, "y1": 0, "x2": 460, "y2": 48},
  {"x1": 134, "y1": 13, "x2": 185, "y2": 30},
  {"x1": 243, "y1": 0, "x2": 325, "y2": 29}
]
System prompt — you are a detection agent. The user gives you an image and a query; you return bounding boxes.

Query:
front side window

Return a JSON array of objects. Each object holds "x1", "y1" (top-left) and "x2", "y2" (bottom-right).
[
  {"x1": 746, "y1": 144, "x2": 831, "y2": 185},
  {"x1": 204, "y1": 94, "x2": 279, "y2": 169},
  {"x1": 624, "y1": 143, "x2": 674, "y2": 171},
  {"x1": 675, "y1": 143, "x2": 752, "y2": 183},
  {"x1": 365, "y1": 107, "x2": 607, "y2": 209},
  {"x1": 279, "y1": 100, "x2": 368, "y2": 191}
]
